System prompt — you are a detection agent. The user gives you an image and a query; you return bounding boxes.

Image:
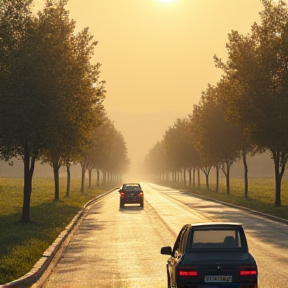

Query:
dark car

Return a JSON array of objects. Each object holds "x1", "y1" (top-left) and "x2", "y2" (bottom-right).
[
  {"x1": 119, "y1": 183, "x2": 144, "y2": 208},
  {"x1": 161, "y1": 222, "x2": 257, "y2": 288}
]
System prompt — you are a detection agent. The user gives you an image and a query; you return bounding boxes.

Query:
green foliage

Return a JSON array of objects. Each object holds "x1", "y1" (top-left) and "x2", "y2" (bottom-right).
[
  {"x1": 0, "y1": 178, "x2": 109, "y2": 283},
  {"x1": 143, "y1": 140, "x2": 167, "y2": 175},
  {"x1": 164, "y1": 118, "x2": 197, "y2": 170},
  {"x1": 213, "y1": 0, "x2": 288, "y2": 206},
  {"x1": 0, "y1": 0, "x2": 107, "y2": 220},
  {"x1": 87, "y1": 117, "x2": 130, "y2": 176},
  {"x1": 146, "y1": 1, "x2": 288, "y2": 206},
  {"x1": 192, "y1": 85, "x2": 241, "y2": 167},
  {"x1": 144, "y1": 117, "x2": 200, "y2": 176}
]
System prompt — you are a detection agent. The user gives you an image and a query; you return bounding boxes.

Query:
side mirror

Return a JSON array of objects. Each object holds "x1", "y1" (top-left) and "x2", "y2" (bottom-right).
[{"x1": 160, "y1": 246, "x2": 172, "y2": 255}]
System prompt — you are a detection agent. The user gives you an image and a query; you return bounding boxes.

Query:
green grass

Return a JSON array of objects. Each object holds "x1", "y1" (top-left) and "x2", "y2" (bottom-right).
[
  {"x1": 0, "y1": 177, "x2": 116, "y2": 284},
  {"x1": 169, "y1": 177, "x2": 288, "y2": 220}
]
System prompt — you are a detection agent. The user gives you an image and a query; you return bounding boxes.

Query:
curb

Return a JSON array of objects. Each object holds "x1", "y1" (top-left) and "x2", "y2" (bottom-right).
[{"x1": 0, "y1": 188, "x2": 117, "y2": 288}]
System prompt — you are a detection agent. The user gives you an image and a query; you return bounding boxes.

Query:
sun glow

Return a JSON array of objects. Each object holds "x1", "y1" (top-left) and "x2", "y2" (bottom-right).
[{"x1": 157, "y1": 0, "x2": 177, "y2": 3}]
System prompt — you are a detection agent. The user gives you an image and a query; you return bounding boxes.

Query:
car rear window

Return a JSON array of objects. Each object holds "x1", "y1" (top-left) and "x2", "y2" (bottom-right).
[
  {"x1": 123, "y1": 185, "x2": 141, "y2": 191},
  {"x1": 189, "y1": 228, "x2": 242, "y2": 249}
]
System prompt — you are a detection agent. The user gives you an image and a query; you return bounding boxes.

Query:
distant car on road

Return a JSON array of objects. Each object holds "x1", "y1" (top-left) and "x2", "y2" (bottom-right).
[
  {"x1": 118, "y1": 183, "x2": 144, "y2": 208},
  {"x1": 161, "y1": 222, "x2": 258, "y2": 288}
]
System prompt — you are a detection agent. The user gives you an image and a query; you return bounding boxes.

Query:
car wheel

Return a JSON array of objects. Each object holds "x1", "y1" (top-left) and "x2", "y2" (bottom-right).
[
  {"x1": 140, "y1": 201, "x2": 144, "y2": 208},
  {"x1": 120, "y1": 201, "x2": 124, "y2": 208}
]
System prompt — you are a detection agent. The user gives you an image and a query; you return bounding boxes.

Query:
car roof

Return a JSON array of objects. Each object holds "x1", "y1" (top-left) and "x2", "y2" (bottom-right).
[
  {"x1": 123, "y1": 183, "x2": 141, "y2": 186},
  {"x1": 191, "y1": 222, "x2": 243, "y2": 228}
]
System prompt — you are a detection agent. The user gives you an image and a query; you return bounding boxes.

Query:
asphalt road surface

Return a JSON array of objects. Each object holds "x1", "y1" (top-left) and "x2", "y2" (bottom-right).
[{"x1": 36, "y1": 183, "x2": 288, "y2": 288}]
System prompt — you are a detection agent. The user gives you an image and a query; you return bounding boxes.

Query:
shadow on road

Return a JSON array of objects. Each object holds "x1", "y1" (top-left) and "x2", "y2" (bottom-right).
[{"x1": 119, "y1": 205, "x2": 144, "y2": 212}]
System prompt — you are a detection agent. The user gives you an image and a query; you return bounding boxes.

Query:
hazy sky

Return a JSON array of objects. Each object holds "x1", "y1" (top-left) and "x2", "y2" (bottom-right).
[{"x1": 34, "y1": 0, "x2": 263, "y2": 171}]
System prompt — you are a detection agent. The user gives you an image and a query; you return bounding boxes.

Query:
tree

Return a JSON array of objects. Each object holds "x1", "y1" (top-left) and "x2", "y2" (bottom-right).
[
  {"x1": 190, "y1": 85, "x2": 241, "y2": 193},
  {"x1": 214, "y1": 0, "x2": 288, "y2": 206},
  {"x1": 87, "y1": 118, "x2": 114, "y2": 187},
  {"x1": 86, "y1": 117, "x2": 130, "y2": 188},
  {"x1": 164, "y1": 119, "x2": 187, "y2": 183},
  {"x1": 216, "y1": 77, "x2": 260, "y2": 197},
  {"x1": 163, "y1": 118, "x2": 199, "y2": 186},
  {"x1": 143, "y1": 140, "x2": 167, "y2": 182},
  {"x1": 0, "y1": 0, "x2": 105, "y2": 221},
  {"x1": 108, "y1": 130, "x2": 130, "y2": 182},
  {"x1": 0, "y1": 0, "x2": 42, "y2": 222},
  {"x1": 37, "y1": 1, "x2": 105, "y2": 200}
]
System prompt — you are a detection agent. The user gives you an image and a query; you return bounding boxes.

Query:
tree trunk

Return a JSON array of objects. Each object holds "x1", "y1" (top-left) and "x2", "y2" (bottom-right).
[
  {"x1": 205, "y1": 173, "x2": 209, "y2": 190},
  {"x1": 226, "y1": 161, "x2": 230, "y2": 195},
  {"x1": 219, "y1": 161, "x2": 231, "y2": 195},
  {"x1": 103, "y1": 170, "x2": 106, "y2": 185},
  {"x1": 188, "y1": 168, "x2": 192, "y2": 186},
  {"x1": 183, "y1": 168, "x2": 186, "y2": 187},
  {"x1": 200, "y1": 167, "x2": 211, "y2": 190},
  {"x1": 242, "y1": 151, "x2": 248, "y2": 198},
  {"x1": 96, "y1": 168, "x2": 100, "y2": 187},
  {"x1": 22, "y1": 143, "x2": 36, "y2": 223},
  {"x1": 66, "y1": 164, "x2": 70, "y2": 197},
  {"x1": 197, "y1": 167, "x2": 200, "y2": 188},
  {"x1": 88, "y1": 168, "x2": 92, "y2": 188},
  {"x1": 215, "y1": 165, "x2": 219, "y2": 193},
  {"x1": 81, "y1": 163, "x2": 86, "y2": 193},
  {"x1": 272, "y1": 150, "x2": 286, "y2": 207},
  {"x1": 275, "y1": 171, "x2": 281, "y2": 207},
  {"x1": 53, "y1": 161, "x2": 60, "y2": 201}
]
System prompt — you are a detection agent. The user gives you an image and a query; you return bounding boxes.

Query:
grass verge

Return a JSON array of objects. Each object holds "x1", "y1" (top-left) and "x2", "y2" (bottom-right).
[
  {"x1": 0, "y1": 177, "x2": 116, "y2": 284},
  {"x1": 169, "y1": 177, "x2": 288, "y2": 220}
]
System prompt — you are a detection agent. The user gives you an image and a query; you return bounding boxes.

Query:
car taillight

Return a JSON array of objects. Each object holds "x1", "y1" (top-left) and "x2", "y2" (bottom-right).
[
  {"x1": 179, "y1": 271, "x2": 198, "y2": 276},
  {"x1": 120, "y1": 192, "x2": 125, "y2": 198},
  {"x1": 240, "y1": 270, "x2": 257, "y2": 276},
  {"x1": 239, "y1": 266, "x2": 257, "y2": 276},
  {"x1": 138, "y1": 192, "x2": 143, "y2": 196}
]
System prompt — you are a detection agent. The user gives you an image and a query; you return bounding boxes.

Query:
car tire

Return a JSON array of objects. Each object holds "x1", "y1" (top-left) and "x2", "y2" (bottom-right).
[
  {"x1": 120, "y1": 201, "x2": 124, "y2": 208},
  {"x1": 140, "y1": 200, "x2": 144, "y2": 208}
]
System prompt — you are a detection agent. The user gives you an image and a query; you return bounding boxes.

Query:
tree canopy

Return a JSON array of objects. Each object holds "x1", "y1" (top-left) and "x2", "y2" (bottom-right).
[
  {"x1": 0, "y1": 0, "x2": 126, "y2": 222},
  {"x1": 143, "y1": 0, "x2": 288, "y2": 206}
]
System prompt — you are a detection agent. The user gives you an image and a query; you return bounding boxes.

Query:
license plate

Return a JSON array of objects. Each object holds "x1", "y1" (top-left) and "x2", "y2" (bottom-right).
[{"x1": 205, "y1": 275, "x2": 232, "y2": 282}]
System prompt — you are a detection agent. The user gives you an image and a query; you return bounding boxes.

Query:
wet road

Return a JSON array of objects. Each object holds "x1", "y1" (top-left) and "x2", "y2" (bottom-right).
[{"x1": 38, "y1": 182, "x2": 288, "y2": 288}]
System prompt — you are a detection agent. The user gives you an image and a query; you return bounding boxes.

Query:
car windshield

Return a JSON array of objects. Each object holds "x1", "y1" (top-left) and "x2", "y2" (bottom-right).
[
  {"x1": 123, "y1": 185, "x2": 141, "y2": 191},
  {"x1": 189, "y1": 228, "x2": 242, "y2": 250}
]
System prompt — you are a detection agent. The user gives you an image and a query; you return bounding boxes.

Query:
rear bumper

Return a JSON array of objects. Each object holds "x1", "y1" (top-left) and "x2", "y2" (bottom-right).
[
  {"x1": 121, "y1": 197, "x2": 143, "y2": 204},
  {"x1": 177, "y1": 283, "x2": 257, "y2": 288}
]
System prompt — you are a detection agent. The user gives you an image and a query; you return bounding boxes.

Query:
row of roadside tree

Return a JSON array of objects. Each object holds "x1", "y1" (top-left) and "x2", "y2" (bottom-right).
[
  {"x1": 143, "y1": 0, "x2": 288, "y2": 207},
  {"x1": 0, "y1": 0, "x2": 130, "y2": 222}
]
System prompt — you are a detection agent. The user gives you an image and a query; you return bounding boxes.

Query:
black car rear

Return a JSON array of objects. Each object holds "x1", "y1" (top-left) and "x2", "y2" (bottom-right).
[
  {"x1": 176, "y1": 252, "x2": 257, "y2": 287},
  {"x1": 161, "y1": 223, "x2": 257, "y2": 288},
  {"x1": 119, "y1": 183, "x2": 144, "y2": 208}
]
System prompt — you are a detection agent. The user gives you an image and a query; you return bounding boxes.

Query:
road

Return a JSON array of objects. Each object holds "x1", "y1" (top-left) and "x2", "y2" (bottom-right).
[{"x1": 37, "y1": 183, "x2": 288, "y2": 288}]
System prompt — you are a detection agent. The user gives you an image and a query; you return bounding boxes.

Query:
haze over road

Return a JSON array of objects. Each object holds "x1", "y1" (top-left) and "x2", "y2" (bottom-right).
[
  {"x1": 32, "y1": 0, "x2": 264, "y2": 167},
  {"x1": 37, "y1": 183, "x2": 288, "y2": 288}
]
